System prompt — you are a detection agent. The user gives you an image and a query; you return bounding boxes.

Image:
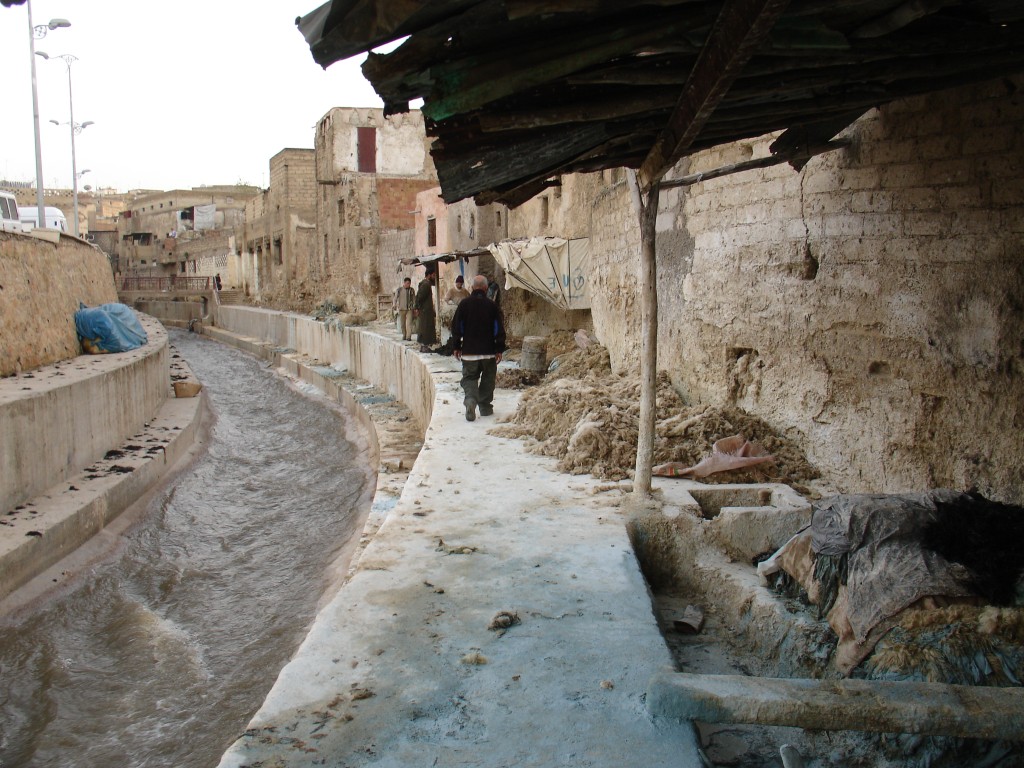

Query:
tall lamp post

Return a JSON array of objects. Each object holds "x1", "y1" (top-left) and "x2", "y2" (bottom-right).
[
  {"x1": 40, "y1": 52, "x2": 92, "y2": 237},
  {"x1": 26, "y1": 0, "x2": 70, "y2": 218}
]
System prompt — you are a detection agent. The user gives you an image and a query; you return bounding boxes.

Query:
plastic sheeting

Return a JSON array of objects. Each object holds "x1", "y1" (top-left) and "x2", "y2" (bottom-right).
[
  {"x1": 194, "y1": 204, "x2": 216, "y2": 230},
  {"x1": 74, "y1": 302, "x2": 148, "y2": 354},
  {"x1": 810, "y1": 490, "x2": 978, "y2": 643},
  {"x1": 488, "y1": 237, "x2": 590, "y2": 310}
]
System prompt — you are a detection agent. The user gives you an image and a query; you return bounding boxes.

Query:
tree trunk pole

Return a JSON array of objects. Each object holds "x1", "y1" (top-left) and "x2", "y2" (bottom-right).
[{"x1": 627, "y1": 172, "x2": 660, "y2": 496}]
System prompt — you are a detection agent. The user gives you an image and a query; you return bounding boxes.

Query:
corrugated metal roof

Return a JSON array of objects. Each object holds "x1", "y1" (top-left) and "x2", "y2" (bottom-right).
[{"x1": 299, "y1": 0, "x2": 1024, "y2": 206}]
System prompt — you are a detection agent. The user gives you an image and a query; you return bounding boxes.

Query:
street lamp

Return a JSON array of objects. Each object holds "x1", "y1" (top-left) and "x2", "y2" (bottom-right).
[
  {"x1": 25, "y1": 0, "x2": 70, "y2": 218},
  {"x1": 40, "y1": 53, "x2": 91, "y2": 237}
]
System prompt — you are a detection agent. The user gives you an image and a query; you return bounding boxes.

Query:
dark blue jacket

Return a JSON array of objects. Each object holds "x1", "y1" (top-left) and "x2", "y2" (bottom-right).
[{"x1": 450, "y1": 289, "x2": 506, "y2": 355}]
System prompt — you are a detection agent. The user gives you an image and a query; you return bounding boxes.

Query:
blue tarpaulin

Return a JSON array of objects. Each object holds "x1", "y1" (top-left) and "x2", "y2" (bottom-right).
[{"x1": 74, "y1": 302, "x2": 148, "y2": 354}]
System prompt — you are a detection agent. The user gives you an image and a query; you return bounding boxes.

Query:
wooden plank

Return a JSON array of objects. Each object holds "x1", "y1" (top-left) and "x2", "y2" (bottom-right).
[
  {"x1": 647, "y1": 672, "x2": 1024, "y2": 742},
  {"x1": 658, "y1": 138, "x2": 850, "y2": 189},
  {"x1": 638, "y1": 0, "x2": 792, "y2": 191},
  {"x1": 421, "y1": 8, "x2": 717, "y2": 122}
]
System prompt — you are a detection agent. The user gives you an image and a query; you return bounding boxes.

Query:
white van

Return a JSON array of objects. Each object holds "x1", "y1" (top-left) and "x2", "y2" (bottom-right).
[
  {"x1": 19, "y1": 205, "x2": 68, "y2": 232},
  {"x1": 0, "y1": 191, "x2": 23, "y2": 233}
]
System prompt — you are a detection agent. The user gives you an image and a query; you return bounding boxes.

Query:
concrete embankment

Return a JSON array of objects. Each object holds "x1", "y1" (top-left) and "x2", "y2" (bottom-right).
[
  {"x1": 0, "y1": 315, "x2": 203, "y2": 603},
  {"x1": 205, "y1": 305, "x2": 702, "y2": 768}
]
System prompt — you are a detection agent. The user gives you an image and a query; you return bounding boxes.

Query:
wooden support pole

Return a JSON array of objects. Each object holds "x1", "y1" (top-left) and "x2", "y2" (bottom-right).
[
  {"x1": 648, "y1": 672, "x2": 1024, "y2": 742},
  {"x1": 638, "y1": 0, "x2": 792, "y2": 192},
  {"x1": 628, "y1": 170, "x2": 660, "y2": 497}
]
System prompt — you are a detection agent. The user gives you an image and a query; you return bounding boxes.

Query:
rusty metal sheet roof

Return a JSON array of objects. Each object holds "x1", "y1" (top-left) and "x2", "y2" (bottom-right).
[{"x1": 299, "y1": 0, "x2": 1024, "y2": 206}]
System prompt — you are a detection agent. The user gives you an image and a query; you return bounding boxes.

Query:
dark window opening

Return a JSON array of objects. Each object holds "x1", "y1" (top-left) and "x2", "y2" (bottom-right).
[{"x1": 427, "y1": 216, "x2": 437, "y2": 247}]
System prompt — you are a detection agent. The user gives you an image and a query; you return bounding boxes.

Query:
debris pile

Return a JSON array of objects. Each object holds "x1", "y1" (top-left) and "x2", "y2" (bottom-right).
[{"x1": 492, "y1": 342, "x2": 819, "y2": 487}]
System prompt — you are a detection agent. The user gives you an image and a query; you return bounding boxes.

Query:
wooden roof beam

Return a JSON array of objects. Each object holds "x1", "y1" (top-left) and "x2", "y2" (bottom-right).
[
  {"x1": 638, "y1": 0, "x2": 792, "y2": 192},
  {"x1": 659, "y1": 137, "x2": 851, "y2": 188}
]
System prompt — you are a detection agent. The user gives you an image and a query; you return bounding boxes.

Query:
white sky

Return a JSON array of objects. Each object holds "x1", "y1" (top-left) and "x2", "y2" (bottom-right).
[{"x1": 0, "y1": 1, "x2": 386, "y2": 192}]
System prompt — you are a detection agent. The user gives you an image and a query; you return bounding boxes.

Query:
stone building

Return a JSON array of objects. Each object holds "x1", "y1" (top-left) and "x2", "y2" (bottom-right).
[
  {"x1": 235, "y1": 149, "x2": 317, "y2": 308},
  {"x1": 117, "y1": 186, "x2": 257, "y2": 279},
  {"x1": 313, "y1": 107, "x2": 437, "y2": 315},
  {"x1": 409, "y1": 188, "x2": 508, "y2": 324},
  {"x1": 502, "y1": 77, "x2": 1024, "y2": 504}
]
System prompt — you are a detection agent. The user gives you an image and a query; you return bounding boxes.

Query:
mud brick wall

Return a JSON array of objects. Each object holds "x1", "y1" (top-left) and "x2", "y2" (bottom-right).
[
  {"x1": 0, "y1": 233, "x2": 118, "y2": 376},
  {"x1": 582, "y1": 76, "x2": 1024, "y2": 503}
]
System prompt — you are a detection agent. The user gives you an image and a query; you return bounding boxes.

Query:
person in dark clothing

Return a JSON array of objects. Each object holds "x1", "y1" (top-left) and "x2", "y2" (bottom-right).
[
  {"x1": 450, "y1": 274, "x2": 506, "y2": 421},
  {"x1": 414, "y1": 270, "x2": 438, "y2": 349}
]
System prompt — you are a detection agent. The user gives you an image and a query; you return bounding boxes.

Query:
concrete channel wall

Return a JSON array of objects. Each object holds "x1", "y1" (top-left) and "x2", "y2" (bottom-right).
[
  {"x1": 212, "y1": 306, "x2": 435, "y2": 431},
  {"x1": 0, "y1": 317, "x2": 170, "y2": 512}
]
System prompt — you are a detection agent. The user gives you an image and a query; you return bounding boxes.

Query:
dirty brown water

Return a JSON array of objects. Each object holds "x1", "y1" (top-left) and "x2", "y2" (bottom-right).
[{"x1": 0, "y1": 330, "x2": 375, "y2": 767}]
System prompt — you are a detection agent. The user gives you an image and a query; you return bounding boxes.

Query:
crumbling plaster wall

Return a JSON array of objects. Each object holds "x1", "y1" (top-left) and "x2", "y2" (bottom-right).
[
  {"x1": 588, "y1": 76, "x2": 1024, "y2": 503},
  {"x1": 315, "y1": 108, "x2": 437, "y2": 315},
  {"x1": 241, "y1": 149, "x2": 320, "y2": 311}
]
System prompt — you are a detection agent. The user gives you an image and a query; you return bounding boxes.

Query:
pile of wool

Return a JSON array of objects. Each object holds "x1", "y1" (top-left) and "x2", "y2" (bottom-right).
[
  {"x1": 495, "y1": 369, "x2": 544, "y2": 390},
  {"x1": 491, "y1": 343, "x2": 819, "y2": 486}
]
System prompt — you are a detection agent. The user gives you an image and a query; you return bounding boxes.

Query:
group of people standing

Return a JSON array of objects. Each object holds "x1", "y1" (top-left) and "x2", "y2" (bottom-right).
[{"x1": 393, "y1": 269, "x2": 506, "y2": 421}]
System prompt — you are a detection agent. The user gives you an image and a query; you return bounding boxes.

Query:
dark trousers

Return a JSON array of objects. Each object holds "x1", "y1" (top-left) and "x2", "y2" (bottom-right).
[{"x1": 460, "y1": 357, "x2": 497, "y2": 407}]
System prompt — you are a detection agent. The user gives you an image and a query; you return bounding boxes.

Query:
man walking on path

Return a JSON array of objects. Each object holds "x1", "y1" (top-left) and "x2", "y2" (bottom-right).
[
  {"x1": 393, "y1": 277, "x2": 415, "y2": 340},
  {"x1": 451, "y1": 274, "x2": 506, "y2": 421}
]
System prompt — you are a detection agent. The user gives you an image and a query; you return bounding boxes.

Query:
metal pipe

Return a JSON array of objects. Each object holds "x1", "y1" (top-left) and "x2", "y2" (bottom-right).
[
  {"x1": 27, "y1": 0, "x2": 44, "y2": 216},
  {"x1": 67, "y1": 61, "x2": 79, "y2": 236}
]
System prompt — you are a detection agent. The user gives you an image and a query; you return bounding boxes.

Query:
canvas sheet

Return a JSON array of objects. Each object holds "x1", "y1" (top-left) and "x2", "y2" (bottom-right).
[{"x1": 488, "y1": 237, "x2": 590, "y2": 310}]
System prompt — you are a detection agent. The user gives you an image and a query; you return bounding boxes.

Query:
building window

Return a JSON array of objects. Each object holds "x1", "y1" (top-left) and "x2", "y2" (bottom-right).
[
  {"x1": 456, "y1": 215, "x2": 462, "y2": 233},
  {"x1": 427, "y1": 216, "x2": 437, "y2": 247},
  {"x1": 273, "y1": 238, "x2": 282, "y2": 265},
  {"x1": 469, "y1": 213, "x2": 475, "y2": 239},
  {"x1": 338, "y1": 199, "x2": 345, "y2": 222},
  {"x1": 540, "y1": 196, "x2": 549, "y2": 227},
  {"x1": 357, "y1": 126, "x2": 377, "y2": 173},
  {"x1": 495, "y1": 210, "x2": 501, "y2": 227}
]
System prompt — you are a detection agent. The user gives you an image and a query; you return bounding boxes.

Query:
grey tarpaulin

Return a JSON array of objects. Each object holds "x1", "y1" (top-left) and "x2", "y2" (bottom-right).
[{"x1": 810, "y1": 490, "x2": 977, "y2": 644}]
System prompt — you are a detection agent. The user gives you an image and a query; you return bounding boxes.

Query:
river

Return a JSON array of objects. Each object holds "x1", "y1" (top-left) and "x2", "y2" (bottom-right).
[{"x1": 0, "y1": 330, "x2": 375, "y2": 767}]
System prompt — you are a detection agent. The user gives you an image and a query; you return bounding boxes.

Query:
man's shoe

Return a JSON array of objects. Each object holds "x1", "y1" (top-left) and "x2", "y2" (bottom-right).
[
  {"x1": 465, "y1": 399, "x2": 477, "y2": 422},
  {"x1": 479, "y1": 405, "x2": 493, "y2": 417}
]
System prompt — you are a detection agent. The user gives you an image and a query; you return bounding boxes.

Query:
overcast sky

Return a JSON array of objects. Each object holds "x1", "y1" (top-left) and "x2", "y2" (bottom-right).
[{"x1": 1, "y1": 1, "x2": 388, "y2": 193}]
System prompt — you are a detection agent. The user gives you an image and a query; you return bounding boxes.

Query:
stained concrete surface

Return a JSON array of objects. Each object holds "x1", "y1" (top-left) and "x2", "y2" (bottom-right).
[{"x1": 216, "y1": 333, "x2": 703, "y2": 767}]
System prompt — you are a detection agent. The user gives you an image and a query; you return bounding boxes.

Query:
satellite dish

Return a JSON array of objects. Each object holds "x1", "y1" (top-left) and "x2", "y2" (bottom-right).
[{"x1": 84, "y1": 185, "x2": 92, "y2": 191}]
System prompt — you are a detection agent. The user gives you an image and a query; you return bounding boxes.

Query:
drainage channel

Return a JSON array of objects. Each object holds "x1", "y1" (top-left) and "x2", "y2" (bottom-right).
[{"x1": 0, "y1": 330, "x2": 375, "y2": 768}]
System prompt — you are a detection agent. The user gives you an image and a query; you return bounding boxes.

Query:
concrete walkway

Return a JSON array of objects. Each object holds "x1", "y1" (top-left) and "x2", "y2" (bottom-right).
[{"x1": 216, "y1": 324, "x2": 702, "y2": 767}]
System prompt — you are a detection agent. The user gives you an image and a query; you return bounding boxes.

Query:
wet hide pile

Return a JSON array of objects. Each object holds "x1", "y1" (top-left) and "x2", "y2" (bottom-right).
[{"x1": 766, "y1": 490, "x2": 1024, "y2": 679}]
